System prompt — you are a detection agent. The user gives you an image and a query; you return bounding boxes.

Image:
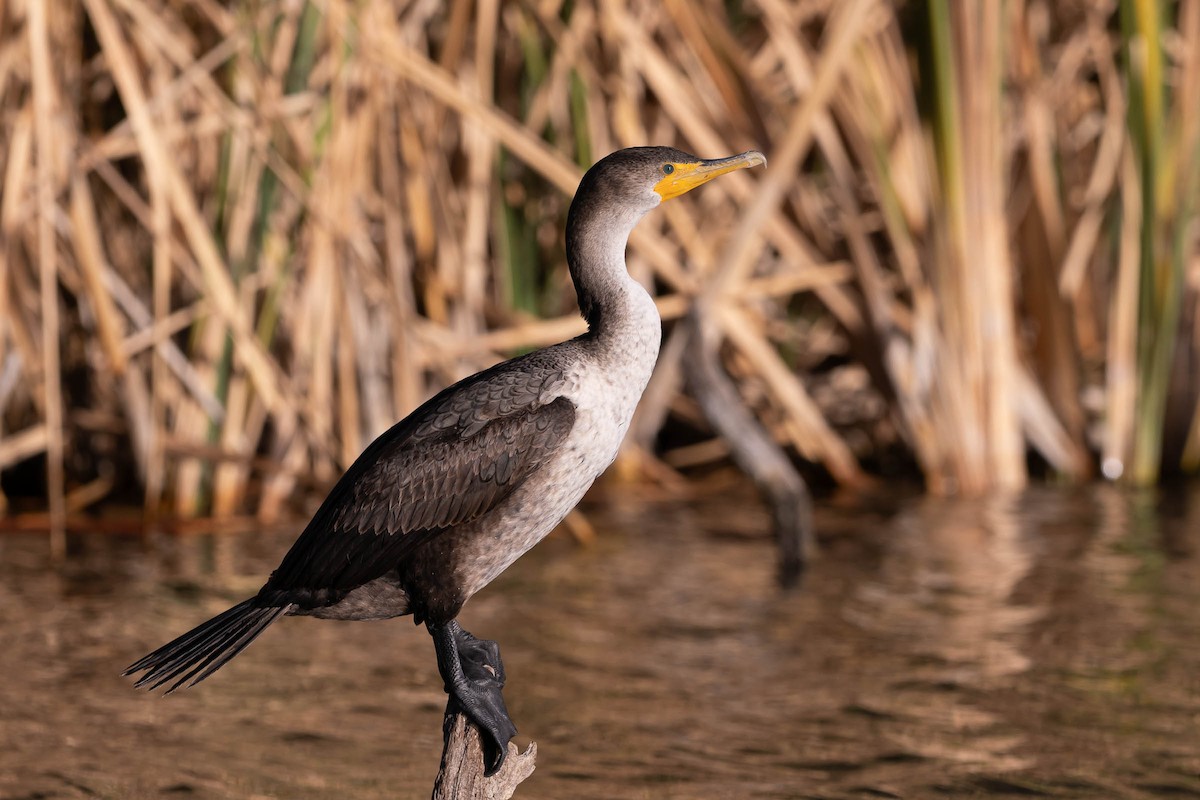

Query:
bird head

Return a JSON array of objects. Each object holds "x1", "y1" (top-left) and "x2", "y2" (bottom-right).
[
  {"x1": 575, "y1": 146, "x2": 767, "y2": 219},
  {"x1": 566, "y1": 146, "x2": 766, "y2": 327}
]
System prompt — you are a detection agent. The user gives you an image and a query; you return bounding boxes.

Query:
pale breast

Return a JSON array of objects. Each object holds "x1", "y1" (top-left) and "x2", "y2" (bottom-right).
[{"x1": 455, "y1": 326, "x2": 660, "y2": 598}]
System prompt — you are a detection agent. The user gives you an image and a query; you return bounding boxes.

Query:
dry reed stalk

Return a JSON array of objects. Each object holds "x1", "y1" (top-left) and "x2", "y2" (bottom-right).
[
  {"x1": 771, "y1": 0, "x2": 943, "y2": 479},
  {"x1": 146, "y1": 87, "x2": 172, "y2": 518},
  {"x1": 0, "y1": 243, "x2": 9, "y2": 517},
  {"x1": 616, "y1": 2, "x2": 861, "y2": 316},
  {"x1": 69, "y1": 175, "x2": 129, "y2": 375},
  {"x1": 103, "y1": 265, "x2": 225, "y2": 423},
  {"x1": 1059, "y1": 18, "x2": 1127, "y2": 304},
  {"x1": 0, "y1": 424, "x2": 49, "y2": 472},
  {"x1": 963, "y1": 0, "x2": 1025, "y2": 490},
  {"x1": 8, "y1": 0, "x2": 1200, "y2": 527},
  {"x1": 1178, "y1": 1, "x2": 1200, "y2": 468},
  {"x1": 28, "y1": 0, "x2": 67, "y2": 555},
  {"x1": 1105, "y1": 150, "x2": 1142, "y2": 479},
  {"x1": 420, "y1": 262, "x2": 850, "y2": 362},
  {"x1": 622, "y1": 0, "x2": 873, "y2": 485},
  {"x1": 717, "y1": 303, "x2": 862, "y2": 485},
  {"x1": 897, "y1": 0, "x2": 1029, "y2": 494},
  {"x1": 1010, "y1": 1, "x2": 1089, "y2": 472},
  {"x1": 377, "y1": 95, "x2": 423, "y2": 418},
  {"x1": 85, "y1": 0, "x2": 296, "y2": 420},
  {"x1": 704, "y1": 0, "x2": 875, "y2": 297},
  {"x1": 461, "y1": 0, "x2": 500, "y2": 337},
  {"x1": 172, "y1": 317, "x2": 223, "y2": 516}
]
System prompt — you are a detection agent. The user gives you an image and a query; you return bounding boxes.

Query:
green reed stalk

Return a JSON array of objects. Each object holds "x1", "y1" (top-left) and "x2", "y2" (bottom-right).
[{"x1": 1122, "y1": 0, "x2": 1181, "y2": 484}]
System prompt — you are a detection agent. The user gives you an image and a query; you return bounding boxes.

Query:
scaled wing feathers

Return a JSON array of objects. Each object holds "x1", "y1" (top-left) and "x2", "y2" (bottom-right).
[
  {"x1": 263, "y1": 365, "x2": 574, "y2": 595},
  {"x1": 332, "y1": 396, "x2": 574, "y2": 535}
]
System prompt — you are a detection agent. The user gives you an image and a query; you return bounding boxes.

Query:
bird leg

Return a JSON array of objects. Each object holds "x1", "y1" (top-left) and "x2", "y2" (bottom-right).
[{"x1": 428, "y1": 619, "x2": 516, "y2": 776}]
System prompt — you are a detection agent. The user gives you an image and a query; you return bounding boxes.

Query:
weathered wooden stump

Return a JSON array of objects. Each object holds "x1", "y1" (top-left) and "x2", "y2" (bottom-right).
[{"x1": 431, "y1": 699, "x2": 536, "y2": 800}]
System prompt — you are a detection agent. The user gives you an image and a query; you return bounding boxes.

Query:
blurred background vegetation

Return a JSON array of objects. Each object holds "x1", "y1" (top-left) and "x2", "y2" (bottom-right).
[{"x1": 2, "y1": 0, "x2": 1199, "y2": 540}]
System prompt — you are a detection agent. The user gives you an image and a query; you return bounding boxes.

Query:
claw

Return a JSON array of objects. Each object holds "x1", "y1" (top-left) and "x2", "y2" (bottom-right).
[
  {"x1": 430, "y1": 619, "x2": 518, "y2": 776},
  {"x1": 455, "y1": 627, "x2": 506, "y2": 686}
]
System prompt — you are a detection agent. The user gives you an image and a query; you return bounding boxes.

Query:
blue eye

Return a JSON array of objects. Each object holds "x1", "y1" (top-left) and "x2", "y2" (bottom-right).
[{"x1": 663, "y1": 164, "x2": 675, "y2": 174}]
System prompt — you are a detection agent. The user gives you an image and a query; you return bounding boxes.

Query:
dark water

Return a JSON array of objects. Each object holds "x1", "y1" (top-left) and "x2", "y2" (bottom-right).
[{"x1": 2, "y1": 483, "x2": 1199, "y2": 799}]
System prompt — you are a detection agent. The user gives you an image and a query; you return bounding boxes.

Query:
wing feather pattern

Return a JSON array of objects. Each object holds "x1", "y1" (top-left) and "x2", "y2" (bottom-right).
[{"x1": 262, "y1": 361, "x2": 575, "y2": 605}]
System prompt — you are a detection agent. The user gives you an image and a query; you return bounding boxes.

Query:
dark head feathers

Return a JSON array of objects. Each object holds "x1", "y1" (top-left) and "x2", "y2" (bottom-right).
[{"x1": 572, "y1": 146, "x2": 697, "y2": 207}]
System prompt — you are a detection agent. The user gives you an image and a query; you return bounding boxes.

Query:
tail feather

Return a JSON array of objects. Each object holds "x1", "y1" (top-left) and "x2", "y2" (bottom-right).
[
  {"x1": 127, "y1": 600, "x2": 257, "y2": 677},
  {"x1": 138, "y1": 609, "x2": 265, "y2": 693},
  {"x1": 125, "y1": 598, "x2": 288, "y2": 694},
  {"x1": 181, "y1": 606, "x2": 284, "y2": 689}
]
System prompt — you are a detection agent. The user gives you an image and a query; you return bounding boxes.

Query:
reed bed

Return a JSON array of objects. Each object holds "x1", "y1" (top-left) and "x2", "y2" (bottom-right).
[{"x1": 2, "y1": 0, "x2": 1199, "y2": 531}]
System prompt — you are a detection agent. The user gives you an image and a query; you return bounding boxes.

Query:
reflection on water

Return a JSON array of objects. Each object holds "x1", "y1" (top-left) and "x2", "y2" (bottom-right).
[{"x1": 2, "y1": 484, "x2": 1199, "y2": 799}]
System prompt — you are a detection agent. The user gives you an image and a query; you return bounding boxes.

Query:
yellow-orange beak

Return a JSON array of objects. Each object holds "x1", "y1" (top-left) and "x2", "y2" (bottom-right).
[{"x1": 653, "y1": 150, "x2": 767, "y2": 201}]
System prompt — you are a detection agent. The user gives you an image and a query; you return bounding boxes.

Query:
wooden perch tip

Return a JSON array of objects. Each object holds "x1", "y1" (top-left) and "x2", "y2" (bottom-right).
[{"x1": 431, "y1": 701, "x2": 536, "y2": 800}]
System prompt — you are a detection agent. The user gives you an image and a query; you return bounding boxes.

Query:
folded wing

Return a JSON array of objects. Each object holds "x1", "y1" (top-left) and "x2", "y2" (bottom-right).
[{"x1": 263, "y1": 370, "x2": 575, "y2": 601}]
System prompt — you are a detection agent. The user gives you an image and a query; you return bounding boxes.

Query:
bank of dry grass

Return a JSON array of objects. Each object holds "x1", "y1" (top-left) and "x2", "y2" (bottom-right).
[{"x1": 2, "y1": 0, "x2": 1199, "y2": 538}]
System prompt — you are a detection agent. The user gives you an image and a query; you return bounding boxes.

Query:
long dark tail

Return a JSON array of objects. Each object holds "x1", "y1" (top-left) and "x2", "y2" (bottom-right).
[{"x1": 124, "y1": 598, "x2": 289, "y2": 694}]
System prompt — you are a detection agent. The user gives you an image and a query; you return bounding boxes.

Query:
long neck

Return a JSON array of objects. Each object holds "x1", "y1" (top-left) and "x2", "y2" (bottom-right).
[{"x1": 565, "y1": 195, "x2": 659, "y2": 344}]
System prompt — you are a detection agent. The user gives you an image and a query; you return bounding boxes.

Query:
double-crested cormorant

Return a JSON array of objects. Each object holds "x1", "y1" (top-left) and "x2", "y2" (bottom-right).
[{"x1": 125, "y1": 146, "x2": 766, "y2": 774}]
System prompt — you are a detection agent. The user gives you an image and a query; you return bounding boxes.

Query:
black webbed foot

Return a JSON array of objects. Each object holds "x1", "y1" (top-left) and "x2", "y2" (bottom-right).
[
  {"x1": 429, "y1": 620, "x2": 517, "y2": 776},
  {"x1": 454, "y1": 626, "x2": 506, "y2": 687},
  {"x1": 454, "y1": 667, "x2": 517, "y2": 775}
]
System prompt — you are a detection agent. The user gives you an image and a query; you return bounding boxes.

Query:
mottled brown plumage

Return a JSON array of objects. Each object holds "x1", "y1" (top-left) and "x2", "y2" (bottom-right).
[{"x1": 125, "y1": 145, "x2": 765, "y2": 776}]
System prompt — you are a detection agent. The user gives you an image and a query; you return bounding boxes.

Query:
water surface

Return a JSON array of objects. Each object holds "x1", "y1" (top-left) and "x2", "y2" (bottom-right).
[{"x1": 2, "y1": 484, "x2": 1198, "y2": 798}]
